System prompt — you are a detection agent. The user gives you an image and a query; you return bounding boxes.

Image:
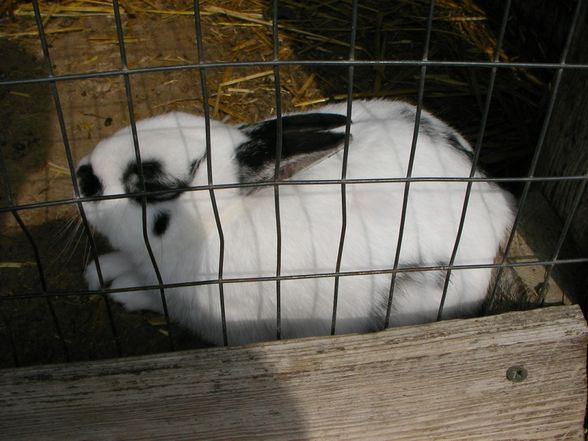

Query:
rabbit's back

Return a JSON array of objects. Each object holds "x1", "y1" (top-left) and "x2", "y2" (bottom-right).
[{"x1": 180, "y1": 100, "x2": 515, "y2": 344}]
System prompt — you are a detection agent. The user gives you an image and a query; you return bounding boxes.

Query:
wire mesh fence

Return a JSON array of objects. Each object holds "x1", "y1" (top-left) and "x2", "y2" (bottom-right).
[{"x1": 0, "y1": 0, "x2": 587, "y2": 367}]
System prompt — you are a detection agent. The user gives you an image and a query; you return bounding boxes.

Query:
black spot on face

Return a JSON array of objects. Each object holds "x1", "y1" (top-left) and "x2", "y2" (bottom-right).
[
  {"x1": 131, "y1": 161, "x2": 163, "y2": 181},
  {"x1": 153, "y1": 210, "x2": 170, "y2": 236},
  {"x1": 123, "y1": 160, "x2": 188, "y2": 203},
  {"x1": 76, "y1": 164, "x2": 103, "y2": 197}
]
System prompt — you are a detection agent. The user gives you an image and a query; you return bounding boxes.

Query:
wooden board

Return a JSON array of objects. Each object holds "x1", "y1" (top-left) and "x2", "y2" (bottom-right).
[
  {"x1": 1, "y1": 305, "x2": 587, "y2": 440},
  {"x1": 510, "y1": 191, "x2": 578, "y2": 305}
]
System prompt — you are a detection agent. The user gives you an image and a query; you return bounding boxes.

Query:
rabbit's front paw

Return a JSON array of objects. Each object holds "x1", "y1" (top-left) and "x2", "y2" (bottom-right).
[
  {"x1": 109, "y1": 273, "x2": 164, "y2": 314},
  {"x1": 84, "y1": 252, "x2": 135, "y2": 290}
]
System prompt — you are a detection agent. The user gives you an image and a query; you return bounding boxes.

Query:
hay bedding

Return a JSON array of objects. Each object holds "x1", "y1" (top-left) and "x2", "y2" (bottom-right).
[{"x1": 0, "y1": 0, "x2": 544, "y2": 367}]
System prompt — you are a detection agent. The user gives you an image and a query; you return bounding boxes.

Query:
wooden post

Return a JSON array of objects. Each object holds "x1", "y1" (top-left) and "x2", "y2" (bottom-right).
[
  {"x1": 533, "y1": 2, "x2": 588, "y2": 309},
  {"x1": 536, "y1": 1, "x2": 588, "y2": 252},
  {"x1": 0, "y1": 305, "x2": 586, "y2": 440}
]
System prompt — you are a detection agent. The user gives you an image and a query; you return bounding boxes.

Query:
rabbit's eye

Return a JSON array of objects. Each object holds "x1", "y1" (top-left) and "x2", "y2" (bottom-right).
[
  {"x1": 123, "y1": 160, "x2": 189, "y2": 203},
  {"x1": 76, "y1": 164, "x2": 103, "y2": 197}
]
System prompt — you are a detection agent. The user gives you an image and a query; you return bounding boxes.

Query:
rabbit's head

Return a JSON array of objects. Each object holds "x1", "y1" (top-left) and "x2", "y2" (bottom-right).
[
  {"x1": 75, "y1": 112, "x2": 247, "y2": 256},
  {"x1": 76, "y1": 111, "x2": 348, "y2": 258}
]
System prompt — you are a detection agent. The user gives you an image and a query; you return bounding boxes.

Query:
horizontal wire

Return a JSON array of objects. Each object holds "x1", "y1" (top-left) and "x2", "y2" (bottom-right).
[
  {"x1": 1, "y1": 59, "x2": 588, "y2": 88},
  {"x1": 2, "y1": 174, "x2": 586, "y2": 214},
  {"x1": 3, "y1": 256, "x2": 587, "y2": 301}
]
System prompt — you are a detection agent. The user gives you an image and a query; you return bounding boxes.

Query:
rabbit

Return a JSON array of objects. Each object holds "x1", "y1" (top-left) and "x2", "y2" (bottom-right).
[{"x1": 77, "y1": 99, "x2": 515, "y2": 346}]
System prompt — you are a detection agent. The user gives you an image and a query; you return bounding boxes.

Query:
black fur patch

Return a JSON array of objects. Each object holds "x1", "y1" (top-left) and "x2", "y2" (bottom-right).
[
  {"x1": 419, "y1": 115, "x2": 439, "y2": 139},
  {"x1": 236, "y1": 113, "x2": 348, "y2": 172},
  {"x1": 398, "y1": 107, "x2": 439, "y2": 140},
  {"x1": 445, "y1": 132, "x2": 474, "y2": 160},
  {"x1": 76, "y1": 164, "x2": 103, "y2": 197},
  {"x1": 153, "y1": 210, "x2": 170, "y2": 236},
  {"x1": 398, "y1": 105, "x2": 416, "y2": 122},
  {"x1": 123, "y1": 160, "x2": 189, "y2": 203},
  {"x1": 243, "y1": 113, "x2": 348, "y2": 136},
  {"x1": 399, "y1": 105, "x2": 474, "y2": 161},
  {"x1": 190, "y1": 155, "x2": 205, "y2": 176}
]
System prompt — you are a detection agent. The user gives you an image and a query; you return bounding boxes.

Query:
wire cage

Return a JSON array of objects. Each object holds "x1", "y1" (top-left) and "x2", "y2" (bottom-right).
[{"x1": 0, "y1": 0, "x2": 587, "y2": 368}]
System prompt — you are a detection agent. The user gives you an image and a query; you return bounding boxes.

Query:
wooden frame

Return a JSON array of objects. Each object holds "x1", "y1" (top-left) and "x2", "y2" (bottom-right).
[{"x1": 1, "y1": 305, "x2": 586, "y2": 440}]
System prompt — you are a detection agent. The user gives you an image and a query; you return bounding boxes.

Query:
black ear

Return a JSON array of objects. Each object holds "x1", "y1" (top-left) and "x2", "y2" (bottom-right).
[
  {"x1": 123, "y1": 160, "x2": 189, "y2": 203},
  {"x1": 236, "y1": 113, "x2": 350, "y2": 183}
]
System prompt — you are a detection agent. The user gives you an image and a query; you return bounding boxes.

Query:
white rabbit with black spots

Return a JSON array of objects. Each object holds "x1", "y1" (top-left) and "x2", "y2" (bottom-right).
[{"x1": 78, "y1": 100, "x2": 515, "y2": 345}]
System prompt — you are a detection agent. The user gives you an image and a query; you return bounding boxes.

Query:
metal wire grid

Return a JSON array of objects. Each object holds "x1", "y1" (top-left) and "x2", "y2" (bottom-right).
[{"x1": 0, "y1": 0, "x2": 587, "y2": 366}]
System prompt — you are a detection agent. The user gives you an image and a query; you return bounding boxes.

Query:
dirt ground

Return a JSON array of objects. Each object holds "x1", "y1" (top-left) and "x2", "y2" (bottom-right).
[
  {"x1": 0, "y1": 0, "x2": 328, "y2": 367},
  {"x1": 0, "y1": 0, "x2": 567, "y2": 368}
]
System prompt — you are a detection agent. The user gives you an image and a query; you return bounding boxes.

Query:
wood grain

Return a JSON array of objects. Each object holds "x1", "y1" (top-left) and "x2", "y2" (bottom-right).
[{"x1": 1, "y1": 305, "x2": 586, "y2": 440}]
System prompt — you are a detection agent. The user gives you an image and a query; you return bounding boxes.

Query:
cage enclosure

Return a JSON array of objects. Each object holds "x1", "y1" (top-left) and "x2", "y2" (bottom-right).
[{"x1": 0, "y1": 0, "x2": 587, "y2": 439}]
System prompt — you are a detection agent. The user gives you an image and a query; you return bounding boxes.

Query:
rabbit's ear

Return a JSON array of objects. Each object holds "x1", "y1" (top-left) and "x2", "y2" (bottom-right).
[{"x1": 237, "y1": 113, "x2": 349, "y2": 182}]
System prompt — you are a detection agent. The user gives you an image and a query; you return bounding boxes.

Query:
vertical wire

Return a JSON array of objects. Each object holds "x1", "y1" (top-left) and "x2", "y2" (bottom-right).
[
  {"x1": 436, "y1": 0, "x2": 512, "y2": 320},
  {"x1": 384, "y1": 0, "x2": 436, "y2": 328},
  {"x1": 486, "y1": 0, "x2": 585, "y2": 310},
  {"x1": 111, "y1": 0, "x2": 174, "y2": 350},
  {"x1": 330, "y1": 0, "x2": 359, "y2": 335},
  {"x1": 32, "y1": 0, "x2": 135, "y2": 361},
  {"x1": 271, "y1": 0, "x2": 283, "y2": 340},
  {"x1": 32, "y1": 0, "x2": 122, "y2": 359},
  {"x1": 193, "y1": 0, "x2": 228, "y2": 346},
  {"x1": 537, "y1": 176, "x2": 588, "y2": 304}
]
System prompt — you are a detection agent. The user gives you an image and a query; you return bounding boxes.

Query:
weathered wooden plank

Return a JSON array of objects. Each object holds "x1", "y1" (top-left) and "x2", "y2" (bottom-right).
[{"x1": 0, "y1": 305, "x2": 586, "y2": 440}]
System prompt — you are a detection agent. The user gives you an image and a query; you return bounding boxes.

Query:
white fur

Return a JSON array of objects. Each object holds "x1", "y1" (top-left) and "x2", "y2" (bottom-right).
[{"x1": 79, "y1": 100, "x2": 515, "y2": 345}]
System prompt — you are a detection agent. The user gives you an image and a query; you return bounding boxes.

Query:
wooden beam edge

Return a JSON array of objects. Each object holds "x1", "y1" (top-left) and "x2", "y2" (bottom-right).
[{"x1": 1, "y1": 305, "x2": 586, "y2": 380}]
